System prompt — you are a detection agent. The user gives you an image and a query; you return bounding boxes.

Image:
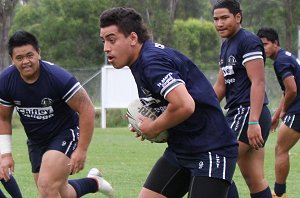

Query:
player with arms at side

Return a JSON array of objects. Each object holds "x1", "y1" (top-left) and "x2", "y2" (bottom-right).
[
  {"x1": 257, "y1": 27, "x2": 299, "y2": 198},
  {"x1": 212, "y1": 1, "x2": 272, "y2": 198},
  {"x1": 100, "y1": 7, "x2": 238, "y2": 198},
  {"x1": 0, "y1": 30, "x2": 114, "y2": 198}
]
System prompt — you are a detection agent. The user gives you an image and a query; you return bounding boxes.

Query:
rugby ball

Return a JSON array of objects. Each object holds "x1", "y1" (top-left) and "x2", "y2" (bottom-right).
[{"x1": 126, "y1": 99, "x2": 168, "y2": 143}]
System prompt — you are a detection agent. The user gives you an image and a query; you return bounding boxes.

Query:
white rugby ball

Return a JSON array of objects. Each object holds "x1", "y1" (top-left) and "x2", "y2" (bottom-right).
[{"x1": 126, "y1": 99, "x2": 168, "y2": 143}]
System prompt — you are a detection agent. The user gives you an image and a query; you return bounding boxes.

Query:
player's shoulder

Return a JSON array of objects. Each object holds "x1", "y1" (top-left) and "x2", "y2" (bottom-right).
[
  {"x1": 0, "y1": 64, "x2": 18, "y2": 79},
  {"x1": 237, "y1": 28, "x2": 261, "y2": 43}
]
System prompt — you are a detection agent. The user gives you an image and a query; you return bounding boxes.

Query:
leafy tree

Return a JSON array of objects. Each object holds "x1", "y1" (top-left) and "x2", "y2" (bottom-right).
[
  {"x1": 11, "y1": 0, "x2": 111, "y2": 69},
  {"x1": 172, "y1": 18, "x2": 219, "y2": 69}
]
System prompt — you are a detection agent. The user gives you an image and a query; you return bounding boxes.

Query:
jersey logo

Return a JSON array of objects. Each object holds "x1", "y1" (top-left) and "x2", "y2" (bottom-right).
[{"x1": 41, "y1": 98, "x2": 53, "y2": 107}]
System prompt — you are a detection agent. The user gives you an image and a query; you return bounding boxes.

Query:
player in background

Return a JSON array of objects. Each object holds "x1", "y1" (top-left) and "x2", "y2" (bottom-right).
[
  {"x1": 257, "y1": 27, "x2": 299, "y2": 198},
  {"x1": 0, "y1": 153, "x2": 23, "y2": 198},
  {"x1": 100, "y1": 7, "x2": 238, "y2": 198},
  {"x1": 212, "y1": 1, "x2": 272, "y2": 198},
  {"x1": 0, "y1": 30, "x2": 114, "y2": 198}
]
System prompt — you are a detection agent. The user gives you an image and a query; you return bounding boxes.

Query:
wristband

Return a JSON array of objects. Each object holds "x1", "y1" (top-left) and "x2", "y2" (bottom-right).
[
  {"x1": 0, "y1": 134, "x2": 12, "y2": 154},
  {"x1": 248, "y1": 121, "x2": 259, "y2": 125}
]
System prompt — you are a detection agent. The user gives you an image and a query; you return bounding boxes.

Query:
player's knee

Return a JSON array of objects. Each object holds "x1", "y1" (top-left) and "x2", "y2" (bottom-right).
[
  {"x1": 37, "y1": 177, "x2": 58, "y2": 195},
  {"x1": 275, "y1": 144, "x2": 289, "y2": 156}
]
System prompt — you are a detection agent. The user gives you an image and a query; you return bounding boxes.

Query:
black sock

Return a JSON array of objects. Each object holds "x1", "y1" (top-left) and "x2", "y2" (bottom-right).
[
  {"x1": 0, "y1": 189, "x2": 7, "y2": 198},
  {"x1": 1, "y1": 177, "x2": 22, "y2": 198},
  {"x1": 68, "y1": 178, "x2": 98, "y2": 197},
  {"x1": 274, "y1": 182, "x2": 286, "y2": 197},
  {"x1": 227, "y1": 180, "x2": 239, "y2": 198},
  {"x1": 250, "y1": 186, "x2": 272, "y2": 198}
]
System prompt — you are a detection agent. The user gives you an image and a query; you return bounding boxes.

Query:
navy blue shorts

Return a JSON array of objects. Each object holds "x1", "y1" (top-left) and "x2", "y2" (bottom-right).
[
  {"x1": 282, "y1": 113, "x2": 300, "y2": 132},
  {"x1": 226, "y1": 105, "x2": 271, "y2": 145},
  {"x1": 27, "y1": 127, "x2": 79, "y2": 173},
  {"x1": 143, "y1": 148, "x2": 236, "y2": 197}
]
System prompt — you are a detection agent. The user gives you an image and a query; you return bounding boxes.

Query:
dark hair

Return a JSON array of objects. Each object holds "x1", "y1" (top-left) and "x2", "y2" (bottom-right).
[
  {"x1": 8, "y1": 30, "x2": 39, "y2": 56},
  {"x1": 99, "y1": 7, "x2": 150, "y2": 43},
  {"x1": 213, "y1": 0, "x2": 243, "y2": 23},
  {"x1": 257, "y1": 27, "x2": 280, "y2": 46}
]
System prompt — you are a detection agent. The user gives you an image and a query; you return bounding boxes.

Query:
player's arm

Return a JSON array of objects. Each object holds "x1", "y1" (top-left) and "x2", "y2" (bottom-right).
[
  {"x1": 139, "y1": 84, "x2": 195, "y2": 139},
  {"x1": 213, "y1": 68, "x2": 226, "y2": 102},
  {"x1": 0, "y1": 104, "x2": 15, "y2": 181},
  {"x1": 281, "y1": 75, "x2": 297, "y2": 116},
  {"x1": 270, "y1": 95, "x2": 284, "y2": 132},
  {"x1": 66, "y1": 87, "x2": 95, "y2": 173},
  {"x1": 245, "y1": 58, "x2": 265, "y2": 148}
]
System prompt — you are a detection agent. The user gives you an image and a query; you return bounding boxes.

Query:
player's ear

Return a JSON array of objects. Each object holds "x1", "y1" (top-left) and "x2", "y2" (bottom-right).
[
  {"x1": 129, "y1": 32, "x2": 138, "y2": 46},
  {"x1": 37, "y1": 48, "x2": 41, "y2": 59}
]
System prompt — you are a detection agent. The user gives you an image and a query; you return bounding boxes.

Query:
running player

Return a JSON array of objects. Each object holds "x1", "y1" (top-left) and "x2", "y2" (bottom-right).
[
  {"x1": 0, "y1": 30, "x2": 114, "y2": 198},
  {"x1": 257, "y1": 27, "x2": 298, "y2": 198},
  {"x1": 100, "y1": 7, "x2": 238, "y2": 198},
  {"x1": 212, "y1": 1, "x2": 272, "y2": 198}
]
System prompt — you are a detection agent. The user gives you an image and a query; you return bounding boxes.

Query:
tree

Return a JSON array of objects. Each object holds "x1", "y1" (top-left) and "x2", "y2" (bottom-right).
[
  {"x1": 11, "y1": 0, "x2": 111, "y2": 69},
  {"x1": 0, "y1": 0, "x2": 18, "y2": 69},
  {"x1": 172, "y1": 18, "x2": 219, "y2": 69}
]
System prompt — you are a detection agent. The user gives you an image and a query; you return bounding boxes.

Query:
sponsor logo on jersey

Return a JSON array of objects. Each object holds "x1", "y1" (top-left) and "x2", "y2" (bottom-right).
[
  {"x1": 157, "y1": 72, "x2": 175, "y2": 88},
  {"x1": 16, "y1": 106, "x2": 54, "y2": 120}
]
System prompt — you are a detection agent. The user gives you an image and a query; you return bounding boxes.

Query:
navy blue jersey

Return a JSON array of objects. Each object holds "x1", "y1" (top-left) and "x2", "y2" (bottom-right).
[
  {"x1": 0, "y1": 60, "x2": 80, "y2": 144},
  {"x1": 274, "y1": 48, "x2": 300, "y2": 114},
  {"x1": 219, "y1": 28, "x2": 268, "y2": 109},
  {"x1": 131, "y1": 41, "x2": 238, "y2": 158}
]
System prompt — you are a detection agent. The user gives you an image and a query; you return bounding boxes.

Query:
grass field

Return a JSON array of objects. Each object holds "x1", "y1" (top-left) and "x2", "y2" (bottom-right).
[{"x1": 2, "y1": 127, "x2": 300, "y2": 198}]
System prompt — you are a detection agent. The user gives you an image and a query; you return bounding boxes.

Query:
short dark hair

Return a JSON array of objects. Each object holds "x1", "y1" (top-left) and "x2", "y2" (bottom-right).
[
  {"x1": 8, "y1": 30, "x2": 39, "y2": 56},
  {"x1": 213, "y1": 0, "x2": 243, "y2": 23},
  {"x1": 257, "y1": 27, "x2": 280, "y2": 46},
  {"x1": 99, "y1": 7, "x2": 150, "y2": 43}
]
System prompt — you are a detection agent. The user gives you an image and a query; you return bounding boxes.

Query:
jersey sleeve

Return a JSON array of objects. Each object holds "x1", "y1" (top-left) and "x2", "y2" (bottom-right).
[
  {"x1": 143, "y1": 56, "x2": 185, "y2": 99},
  {"x1": 241, "y1": 35, "x2": 264, "y2": 66},
  {"x1": 0, "y1": 67, "x2": 15, "y2": 107},
  {"x1": 42, "y1": 61, "x2": 82, "y2": 103}
]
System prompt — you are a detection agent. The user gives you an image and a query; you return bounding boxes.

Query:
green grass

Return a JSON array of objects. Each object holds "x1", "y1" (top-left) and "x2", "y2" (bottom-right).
[{"x1": 2, "y1": 128, "x2": 300, "y2": 197}]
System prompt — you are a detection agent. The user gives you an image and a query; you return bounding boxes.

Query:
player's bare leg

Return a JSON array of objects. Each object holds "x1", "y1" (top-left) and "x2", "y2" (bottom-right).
[
  {"x1": 35, "y1": 150, "x2": 76, "y2": 198},
  {"x1": 238, "y1": 142, "x2": 270, "y2": 195},
  {"x1": 138, "y1": 187, "x2": 166, "y2": 198},
  {"x1": 273, "y1": 124, "x2": 300, "y2": 197}
]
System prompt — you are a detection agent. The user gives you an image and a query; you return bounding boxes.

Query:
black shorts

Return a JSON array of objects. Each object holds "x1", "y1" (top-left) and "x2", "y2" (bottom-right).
[
  {"x1": 143, "y1": 148, "x2": 236, "y2": 198},
  {"x1": 226, "y1": 105, "x2": 271, "y2": 145},
  {"x1": 27, "y1": 127, "x2": 79, "y2": 173},
  {"x1": 282, "y1": 113, "x2": 300, "y2": 132}
]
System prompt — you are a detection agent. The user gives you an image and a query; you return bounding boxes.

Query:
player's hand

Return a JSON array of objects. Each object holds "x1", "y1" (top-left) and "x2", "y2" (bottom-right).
[
  {"x1": 270, "y1": 117, "x2": 279, "y2": 133},
  {"x1": 247, "y1": 124, "x2": 264, "y2": 150},
  {"x1": 68, "y1": 149, "x2": 87, "y2": 175},
  {"x1": 0, "y1": 153, "x2": 14, "y2": 181}
]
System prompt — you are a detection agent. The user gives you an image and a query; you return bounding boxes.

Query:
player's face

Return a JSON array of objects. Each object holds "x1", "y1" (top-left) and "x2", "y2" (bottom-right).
[
  {"x1": 11, "y1": 44, "x2": 41, "y2": 83},
  {"x1": 260, "y1": 38, "x2": 278, "y2": 59},
  {"x1": 213, "y1": 8, "x2": 241, "y2": 39},
  {"x1": 100, "y1": 25, "x2": 139, "y2": 69}
]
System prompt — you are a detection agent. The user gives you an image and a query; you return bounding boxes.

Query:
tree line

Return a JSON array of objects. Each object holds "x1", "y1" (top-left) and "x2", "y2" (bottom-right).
[{"x1": 1, "y1": 0, "x2": 299, "y2": 70}]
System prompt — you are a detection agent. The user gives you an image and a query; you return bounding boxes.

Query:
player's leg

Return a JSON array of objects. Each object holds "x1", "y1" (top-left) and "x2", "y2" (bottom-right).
[
  {"x1": 37, "y1": 150, "x2": 75, "y2": 197},
  {"x1": 238, "y1": 142, "x2": 271, "y2": 198},
  {"x1": 188, "y1": 177, "x2": 230, "y2": 198},
  {"x1": 273, "y1": 123, "x2": 300, "y2": 197},
  {"x1": 139, "y1": 150, "x2": 190, "y2": 198},
  {"x1": 0, "y1": 176, "x2": 23, "y2": 198},
  {"x1": 0, "y1": 189, "x2": 6, "y2": 198}
]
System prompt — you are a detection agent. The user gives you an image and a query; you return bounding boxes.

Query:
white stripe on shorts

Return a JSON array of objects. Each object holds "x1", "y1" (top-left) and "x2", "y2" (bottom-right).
[
  {"x1": 209, "y1": 152, "x2": 212, "y2": 177},
  {"x1": 65, "y1": 129, "x2": 76, "y2": 155},
  {"x1": 223, "y1": 157, "x2": 226, "y2": 180}
]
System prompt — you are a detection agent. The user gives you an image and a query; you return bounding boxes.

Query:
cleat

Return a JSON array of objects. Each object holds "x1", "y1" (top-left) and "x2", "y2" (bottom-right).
[
  {"x1": 87, "y1": 168, "x2": 114, "y2": 198},
  {"x1": 272, "y1": 190, "x2": 286, "y2": 198}
]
